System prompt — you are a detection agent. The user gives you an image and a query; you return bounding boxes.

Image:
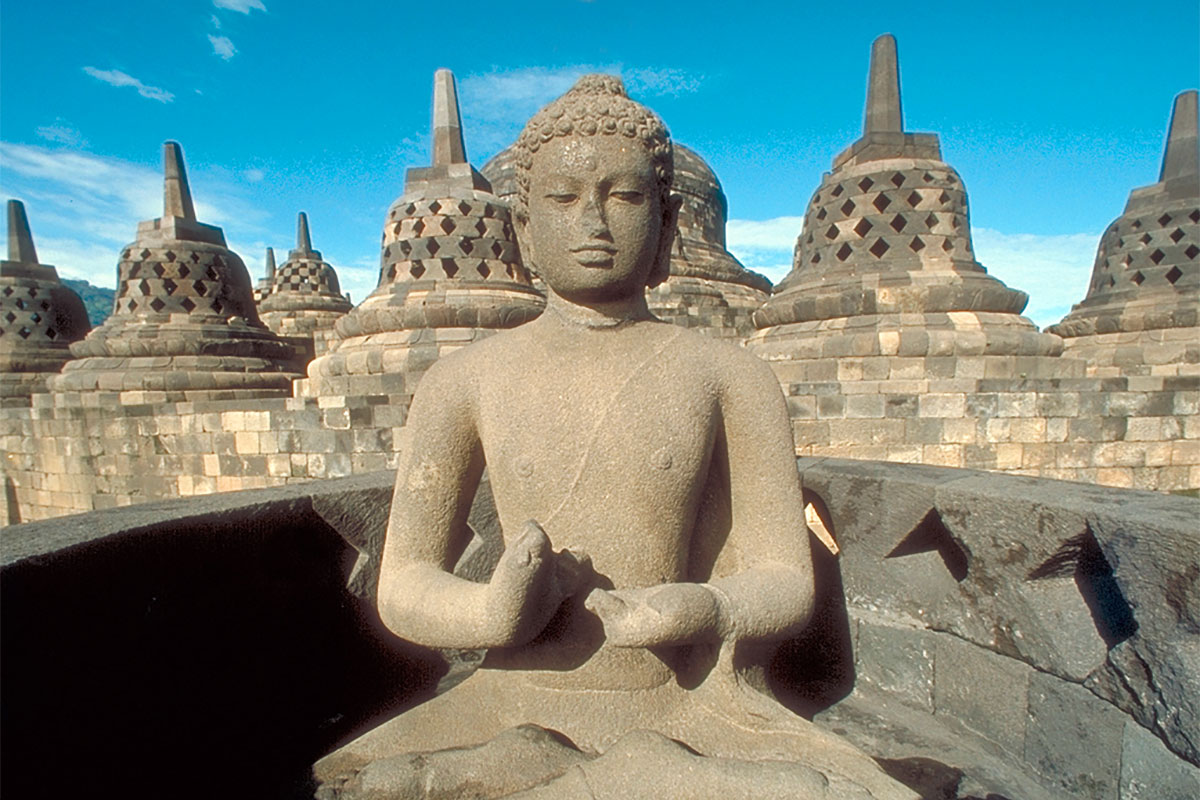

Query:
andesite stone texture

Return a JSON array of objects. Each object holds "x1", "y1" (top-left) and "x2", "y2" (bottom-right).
[
  {"x1": 1050, "y1": 90, "x2": 1200, "y2": 377},
  {"x1": 313, "y1": 74, "x2": 914, "y2": 800},
  {"x1": 259, "y1": 212, "x2": 352, "y2": 359},
  {"x1": 49, "y1": 142, "x2": 302, "y2": 400},
  {"x1": 0, "y1": 200, "x2": 90, "y2": 403},
  {"x1": 481, "y1": 142, "x2": 772, "y2": 339},
  {"x1": 301, "y1": 69, "x2": 543, "y2": 404},
  {"x1": 252, "y1": 246, "x2": 276, "y2": 305}
]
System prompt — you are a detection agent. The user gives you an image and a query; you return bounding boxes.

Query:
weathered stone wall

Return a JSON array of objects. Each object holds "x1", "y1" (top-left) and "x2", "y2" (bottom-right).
[{"x1": 3, "y1": 462, "x2": 1194, "y2": 799}]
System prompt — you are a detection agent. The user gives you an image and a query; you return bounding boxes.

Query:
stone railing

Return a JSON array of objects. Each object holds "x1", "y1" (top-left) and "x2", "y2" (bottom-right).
[{"x1": 2, "y1": 461, "x2": 1195, "y2": 798}]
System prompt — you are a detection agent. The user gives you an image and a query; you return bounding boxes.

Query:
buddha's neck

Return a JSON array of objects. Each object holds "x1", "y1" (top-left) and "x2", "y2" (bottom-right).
[{"x1": 544, "y1": 290, "x2": 654, "y2": 330}]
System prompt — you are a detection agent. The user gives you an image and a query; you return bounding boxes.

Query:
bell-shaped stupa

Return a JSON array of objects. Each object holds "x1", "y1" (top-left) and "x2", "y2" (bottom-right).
[
  {"x1": 1049, "y1": 90, "x2": 1199, "y2": 376},
  {"x1": 481, "y1": 142, "x2": 770, "y2": 339},
  {"x1": 302, "y1": 69, "x2": 543, "y2": 400},
  {"x1": 51, "y1": 142, "x2": 303, "y2": 400},
  {"x1": 0, "y1": 200, "x2": 91, "y2": 402},
  {"x1": 252, "y1": 247, "x2": 276, "y2": 305},
  {"x1": 748, "y1": 34, "x2": 1068, "y2": 380},
  {"x1": 258, "y1": 212, "x2": 351, "y2": 359}
]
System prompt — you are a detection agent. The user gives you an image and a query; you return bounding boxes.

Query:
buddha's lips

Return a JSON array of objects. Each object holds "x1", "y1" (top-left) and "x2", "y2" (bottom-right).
[{"x1": 571, "y1": 246, "x2": 617, "y2": 267}]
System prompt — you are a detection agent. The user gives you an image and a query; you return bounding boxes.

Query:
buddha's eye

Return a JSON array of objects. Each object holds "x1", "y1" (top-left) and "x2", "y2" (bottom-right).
[
  {"x1": 610, "y1": 190, "x2": 645, "y2": 204},
  {"x1": 544, "y1": 192, "x2": 578, "y2": 204}
]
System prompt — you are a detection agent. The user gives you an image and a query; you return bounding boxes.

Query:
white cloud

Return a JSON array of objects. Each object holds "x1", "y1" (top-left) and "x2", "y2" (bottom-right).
[
  {"x1": 457, "y1": 65, "x2": 704, "y2": 159},
  {"x1": 35, "y1": 122, "x2": 87, "y2": 148},
  {"x1": 213, "y1": 0, "x2": 266, "y2": 13},
  {"x1": 208, "y1": 35, "x2": 237, "y2": 61},
  {"x1": 210, "y1": 14, "x2": 222, "y2": 29},
  {"x1": 972, "y1": 228, "x2": 1098, "y2": 328},
  {"x1": 726, "y1": 216, "x2": 803, "y2": 285},
  {"x1": 0, "y1": 142, "x2": 271, "y2": 288},
  {"x1": 243, "y1": 168, "x2": 265, "y2": 182},
  {"x1": 82, "y1": 67, "x2": 174, "y2": 103}
]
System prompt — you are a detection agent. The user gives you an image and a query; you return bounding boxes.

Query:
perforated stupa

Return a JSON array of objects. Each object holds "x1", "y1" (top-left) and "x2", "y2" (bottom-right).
[
  {"x1": 258, "y1": 212, "x2": 352, "y2": 358},
  {"x1": 0, "y1": 200, "x2": 91, "y2": 402},
  {"x1": 1049, "y1": 90, "x2": 1200, "y2": 376},
  {"x1": 302, "y1": 70, "x2": 543, "y2": 401},
  {"x1": 51, "y1": 142, "x2": 303, "y2": 400}
]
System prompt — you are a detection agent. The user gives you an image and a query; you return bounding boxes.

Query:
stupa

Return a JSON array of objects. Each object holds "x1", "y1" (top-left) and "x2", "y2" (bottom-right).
[
  {"x1": 258, "y1": 213, "x2": 352, "y2": 360},
  {"x1": 481, "y1": 142, "x2": 770, "y2": 339},
  {"x1": 301, "y1": 69, "x2": 543, "y2": 401},
  {"x1": 748, "y1": 34, "x2": 1070, "y2": 384},
  {"x1": 0, "y1": 200, "x2": 91, "y2": 402},
  {"x1": 1049, "y1": 90, "x2": 1200, "y2": 376},
  {"x1": 50, "y1": 142, "x2": 303, "y2": 400},
  {"x1": 252, "y1": 247, "x2": 276, "y2": 305}
]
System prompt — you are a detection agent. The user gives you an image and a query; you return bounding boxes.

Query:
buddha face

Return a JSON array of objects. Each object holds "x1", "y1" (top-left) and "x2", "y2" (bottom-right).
[{"x1": 523, "y1": 135, "x2": 669, "y2": 304}]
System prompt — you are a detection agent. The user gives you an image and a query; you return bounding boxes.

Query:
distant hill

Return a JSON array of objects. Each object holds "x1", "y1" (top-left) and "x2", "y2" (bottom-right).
[{"x1": 62, "y1": 279, "x2": 115, "y2": 326}]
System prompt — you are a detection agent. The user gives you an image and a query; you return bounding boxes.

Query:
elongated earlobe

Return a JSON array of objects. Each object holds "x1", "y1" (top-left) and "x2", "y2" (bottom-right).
[{"x1": 647, "y1": 193, "x2": 682, "y2": 289}]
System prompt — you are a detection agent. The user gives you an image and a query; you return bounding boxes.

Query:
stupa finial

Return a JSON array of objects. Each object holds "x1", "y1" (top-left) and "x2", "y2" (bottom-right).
[
  {"x1": 162, "y1": 141, "x2": 197, "y2": 221},
  {"x1": 432, "y1": 69, "x2": 468, "y2": 166},
  {"x1": 297, "y1": 212, "x2": 313, "y2": 253},
  {"x1": 865, "y1": 34, "x2": 903, "y2": 135},
  {"x1": 265, "y1": 247, "x2": 276, "y2": 281},
  {"x1": 1159, "y1": 90, "x2": 1199, "y2": 187},
  {"x1": 7, "y1": 199, "x2": 38, "y2": 264}
]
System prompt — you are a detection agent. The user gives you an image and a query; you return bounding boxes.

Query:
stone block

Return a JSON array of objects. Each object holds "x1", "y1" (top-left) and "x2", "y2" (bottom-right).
[
  {"x1": 933, "y1": 631, "x2": 1032, "y2": 754},
  {"x1": 1119, "y1": 720, "x2": 1200, "y2": 800},
  {"x1": 817, "y1": 394, "x2": 846, "y2": 418},
  {"x1": 1025, "y1": 672, "x2": 1126, "y2": 799},
  {"x1": 918, "y1": 393, "x2": 965, "y2": 418},
  {"x1": 845, "y1": 394, "x2": 885, "y2": 418},
  {"x1": 854, "y1": 621, "x2": 935, "y2": 711}
]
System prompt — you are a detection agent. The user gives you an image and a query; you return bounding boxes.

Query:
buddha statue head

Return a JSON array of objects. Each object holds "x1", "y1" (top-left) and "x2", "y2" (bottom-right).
[{"x1": 511, "y1": 75, "x2": 679, "y2": 301}]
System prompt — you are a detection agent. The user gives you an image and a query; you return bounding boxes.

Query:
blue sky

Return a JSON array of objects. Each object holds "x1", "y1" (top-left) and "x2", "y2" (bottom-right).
[{"x1": 1, "y1": 0, "x2": 1196, "y2": 327}]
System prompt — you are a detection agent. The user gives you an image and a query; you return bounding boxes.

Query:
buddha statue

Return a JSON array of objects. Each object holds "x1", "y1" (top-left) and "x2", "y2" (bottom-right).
[{"x1": 315, "y1": 75, "x2": 914, "y2": 800}]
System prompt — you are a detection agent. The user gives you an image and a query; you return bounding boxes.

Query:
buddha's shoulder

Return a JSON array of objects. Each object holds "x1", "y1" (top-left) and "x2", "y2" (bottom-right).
[{"x1": 649, "y1": 323, "x2": 776, "y2": 378}]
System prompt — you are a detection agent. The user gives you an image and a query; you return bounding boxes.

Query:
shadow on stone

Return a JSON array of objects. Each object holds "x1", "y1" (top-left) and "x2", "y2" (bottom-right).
[{"x1": 886, "y1": 508, "x2": 969, "y2": 582}]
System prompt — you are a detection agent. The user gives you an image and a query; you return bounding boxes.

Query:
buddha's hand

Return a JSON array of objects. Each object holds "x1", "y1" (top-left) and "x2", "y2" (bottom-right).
[
  {"x1": 585, "y1": 583, "x2": 731, "y2": 648},
  {"x1": 485, "y1": 520, "x2": 590, "y2": 647}
]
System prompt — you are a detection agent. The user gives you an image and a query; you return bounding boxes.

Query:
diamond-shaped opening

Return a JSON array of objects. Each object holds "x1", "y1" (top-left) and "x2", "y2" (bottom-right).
[
  {"x1": 835, "y1": 243, "x2": 853, "y2": 261},
  {"x1": 1140, "y1": 233, "x2": 1152, "y2": 245},
  {"x1": 816, "y1": 208, "x2": 827, "y2": 221},
  {"x1": 825, "y1": 224, "x2": 840, "y2": 240},
  {"x1": 831, "y1": 185, "x2": 844, "y2": 197},
  {"x1": 190, "y1": 252, "x2": 201, "y2": 263},
  {"x1": 475, "y1": 219, "x2": 488, "y2": 235},
  {"x1": 868, "y1": 238, "x2": 890, "y2": 258},
  {"x1": 140, "y1": 248, "x2": 152, "y2": 259},
  {"x1": 40, "y1": 301, "x2": 49, "y2": 311},
  {"x1": 429, "y1": 200, "x2": 442, "y2": 214},
  {"x1": 162, "y1": 278, "x2": 177, "y2": 295},
  {"x1": 873, "y1": 194, "x2": 892, "y2": 212},
  {"x1": 165, "y1": 250, "x2": 177, "y2": 262},
  {"x1": 400, "y1": 240, "x2": 413, "y2": 256},
  {"x1": 18, "y1": 326, "x2": 31, "y2": 339},
  {"x1": 206, "y1": 267, "x2": 219, "y2": 281},
  {"x1": 15, "y1": 298, "x2": 25, "y2": 310},
  {"x1": 211, "y1": 298, "x2": 223, "y2": 314},
  {"x1": 179, "y1": 297, "x2": 196, "y2": 312},
  {"x1": 891, "y1": 172, "x2": 906, "y2": 187},
  {"x1": 482, "y1": 204, "x2": 495, "y2": 219},
  {"x1": 427, "y1": 239, "x2": 441, "y2": 256},
  {"x1": 1, "y1": 287, "x2": 11, "y2": 296},
  {"x1": 925, "y1": 213, "x2": 938, "y2": 228},
  {"x1": 410, "y1": 263, "x2": 426, "y2": 279},
  {"x1": 907, "y1": 191, "x2": 922, "y2": 207},
  {"x1": 1157, "y1": 213, "x2": 1172, "y2": 227},
  {"x1": 1149, "y1": 249, "x2": 1165, "y2": 264},
  {"x1": 811, "y1": 253, "x2": 821, "y2": 264},
  {"x1": 177, "y1": 265, "x2": 189, "y2": 278},
  {"x1": 938, "y1": 191, "x2": 951, "y2": 204},
  {"x1": 806, "y1": 234, "x2": 813, "y2": 245},
  {"x1": 1028, "y1": 526, "x2": 1137, "y2": 649},
  {"x1": 854, "y1": 219, "x2": 873, "y2": 237},
  {"x1": 491, "y1": 242, "x2": 504, "y2": 257},
  {"x1": 858, "y1": 177, "x2": 875, "y2": 192},
  {"x1": 1190, "y1": 210, "x2": 1200, "y2": 223},
  {"x1": 460, "y1": 238, "x2": 474, "y2": 255},
  {"x1": 413, "y1": 220, "x2": 426, "y2": 235},
  {"x1": 442, "y1": 259, "x2": 459, "y2": 278},
  {"x1": 1165, "y1": 266, "x2": 1183, "y2": 285},
  {"x1": 4, "y1": 312, "x2": 15, "y2": 323},
  {"x1": 138, "y1": 279, "x2": 152, "y2": 296},
  {"x1": 1117, "y1": 238, "x2": 1125, "y2": 247},
  {"x1": 194, "y1": 280, "x2": 208, "y2": 296},
  {"x1": 909, "y1": 236, "x2": 925, "y2": 252},
  {"x1": 922, "y1": 172, "x2": 934, "y2": 183},
  {"x1": 477, "y1": 263, "x2": 491, "y2": 278},
  {"x1": 45, "y1": 328, "x2": 56, "y2": 340},
  {"x1": 941, "y1": 239, "x2": 954, "y2": 252},
  {"x1": 1170, "y1": 228, "x2": 1185, "y2": 243},
  {"x1": 404, "y1": 203, "x2": 417, "y2": 216},
  {"x1": 458, "y1": 200, "x2": 473, "y2": 216},
  {"x1": 1132, "y1": 219, "x2": 1142, "y2": 229},
  {"x1": 1122, "y1": 254, "x2": 1133, "y2": 267},
  {"x1": 439, "y1": 217, "x2": 457, "y2": 234},
  {"x1": 1106, "y1": 276, "x2": 1116, "y2": 288},
  {"x1": 31, "y1": 312, "x2": 41, "y2": 324},
  {"x1": 1130, "y1": 271, "x2": 1145, "y2": 285},
  {"x1": 840, "y1": 200, "x2": 856, "y2": 216},
  {"x1": 28, "y1": 287, "x2": 38, "y2": 298},
  {"x1": 149, "y1": 298, "x2": 166, "y2": 312},
  {"x1": 1185, "y1": 244, "x2": 1200, "y2": 260}
]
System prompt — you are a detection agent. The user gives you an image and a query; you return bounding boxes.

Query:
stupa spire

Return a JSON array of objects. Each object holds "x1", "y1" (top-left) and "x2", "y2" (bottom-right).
[
  {"x1": 432, "y1": 69, "x2": 468, "y2": 166},
  {"x1": 162, "y1": 141, "x2": 196, "y2": 221},
  {"x1": 265, "y1": 247, "x2": 277, "y2": 281},
  {"x1": 864, "y1": 34, "x2": 903, "y2": 135},
  {"x1": 1159, "y1": 90, "x2": 1199, "y2": 186},
  {"x1": 297, "y1": 212, "x2": 313, "y2": 253},
  {"x1": 7, "y1": 199, "x2": 38, "y2": 264}
]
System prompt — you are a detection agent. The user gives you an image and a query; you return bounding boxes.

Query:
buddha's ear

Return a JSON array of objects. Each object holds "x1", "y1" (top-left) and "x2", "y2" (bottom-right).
[
  {"x1": 513, "y1": 210, "x2": 538, "y2": 277},
  {"x1": 647, "y1": 192, "x2": 682, "y2": 289}
]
